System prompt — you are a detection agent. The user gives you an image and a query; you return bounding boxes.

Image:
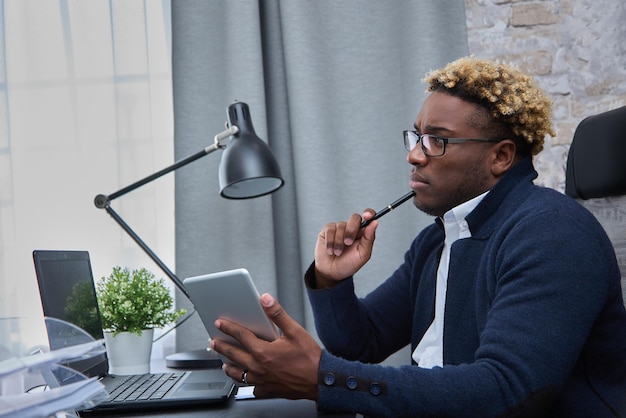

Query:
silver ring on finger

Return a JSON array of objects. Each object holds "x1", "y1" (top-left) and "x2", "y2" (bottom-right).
[{"x1": 241, "y1": 370, "x2": 249, "y2": 384}]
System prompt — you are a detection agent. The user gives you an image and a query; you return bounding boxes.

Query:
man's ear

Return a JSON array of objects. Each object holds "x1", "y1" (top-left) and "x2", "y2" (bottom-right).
[{"x1": 490, "y1": 140, "x2": 517, "y2": 177}]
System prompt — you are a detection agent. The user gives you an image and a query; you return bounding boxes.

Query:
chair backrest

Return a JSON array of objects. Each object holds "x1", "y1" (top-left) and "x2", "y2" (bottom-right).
[{"x1": 565, "y1": 106, "x2": 626, "y2": 306}]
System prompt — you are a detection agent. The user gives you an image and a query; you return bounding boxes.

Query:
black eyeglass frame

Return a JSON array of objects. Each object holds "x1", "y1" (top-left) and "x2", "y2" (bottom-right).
[{"x1": 403, "y1": 130, "x2": 503, "y2": 157}]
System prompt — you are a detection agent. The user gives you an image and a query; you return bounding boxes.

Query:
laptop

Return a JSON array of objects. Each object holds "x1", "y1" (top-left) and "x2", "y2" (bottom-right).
[{"x1": 32, "y1": 250, "x2": 236, "y2": 415}]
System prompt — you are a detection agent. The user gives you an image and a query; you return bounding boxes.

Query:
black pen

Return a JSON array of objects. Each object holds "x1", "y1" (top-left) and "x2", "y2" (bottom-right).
[{"x1": 360, "y1": 190, "x2": 416, "y2": 228}]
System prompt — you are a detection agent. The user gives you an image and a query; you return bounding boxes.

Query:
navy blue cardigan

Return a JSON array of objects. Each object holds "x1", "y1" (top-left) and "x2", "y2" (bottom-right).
[{"x1": 307, "y1": 158, "x2": 626, "y2": 417}]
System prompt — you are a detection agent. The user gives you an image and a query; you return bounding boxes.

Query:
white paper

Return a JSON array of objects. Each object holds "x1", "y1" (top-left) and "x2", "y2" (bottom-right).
[
  {"x1": 235, "y1": 385, "x2": 255, "y2": 400},
  {"x1": 0, "y1": 339, "x2": 105, "y2": 379},
  {"x1": 0, "y1": 377, "x2": 107, "y2": 418}
]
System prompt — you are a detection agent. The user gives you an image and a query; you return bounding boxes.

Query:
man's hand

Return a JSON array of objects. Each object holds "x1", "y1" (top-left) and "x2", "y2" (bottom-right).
[
  {"x1": 210, "y1": 293, "x2": 322, "y2": 400},
  {"x1": 313, "y1": 209, "x2": 378, "y2": 288}
]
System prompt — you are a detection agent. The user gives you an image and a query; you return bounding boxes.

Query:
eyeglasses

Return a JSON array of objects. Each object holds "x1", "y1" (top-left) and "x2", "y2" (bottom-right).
[{"x1": 403, "y1": 130, "x2": 503, "y2": 157}]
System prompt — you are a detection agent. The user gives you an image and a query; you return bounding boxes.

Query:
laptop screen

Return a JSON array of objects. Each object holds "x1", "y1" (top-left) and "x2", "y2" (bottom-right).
[{"x1": 33, "y1": 250, "x2": 108, "y2": 378}]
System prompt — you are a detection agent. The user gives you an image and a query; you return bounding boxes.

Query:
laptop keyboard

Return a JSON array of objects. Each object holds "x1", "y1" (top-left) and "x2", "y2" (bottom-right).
[{"x1": 108, "y1": 372, "x2": 186, "y2": 401}]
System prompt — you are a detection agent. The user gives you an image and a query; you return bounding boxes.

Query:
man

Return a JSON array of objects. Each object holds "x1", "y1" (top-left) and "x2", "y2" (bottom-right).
[{"x1": 211, "y1": 57, "x2": 626, "y2": 417}]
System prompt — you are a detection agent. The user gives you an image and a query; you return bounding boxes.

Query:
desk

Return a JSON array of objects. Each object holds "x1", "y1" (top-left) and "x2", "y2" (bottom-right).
[
  {"x1": 89, "y1": 396, "x2": 355, "y2": 417},
  {"x1": 90, "y1": 358, "x2": 355, "y2": 418}
]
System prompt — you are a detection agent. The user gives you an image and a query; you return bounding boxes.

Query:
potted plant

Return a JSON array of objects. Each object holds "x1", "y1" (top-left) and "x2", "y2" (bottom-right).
[{"x1": 96, "y1": 266, "x2": 185, "y2": 375}]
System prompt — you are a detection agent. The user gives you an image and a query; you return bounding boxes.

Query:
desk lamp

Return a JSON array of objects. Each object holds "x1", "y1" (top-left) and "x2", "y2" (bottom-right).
[{"x1": 94, "y1": 101, "x2": 284, "y2": 368}]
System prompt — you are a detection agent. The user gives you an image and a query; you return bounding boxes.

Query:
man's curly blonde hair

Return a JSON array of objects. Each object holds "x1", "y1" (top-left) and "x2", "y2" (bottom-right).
[{"x1": 424, "y1": 57, "x2": 555, "y2": 156}]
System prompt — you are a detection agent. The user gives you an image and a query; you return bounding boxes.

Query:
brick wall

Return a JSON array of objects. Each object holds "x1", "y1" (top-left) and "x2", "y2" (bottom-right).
[{"x1": 465, "y1": 0, "x2": 626, "y2": 191}]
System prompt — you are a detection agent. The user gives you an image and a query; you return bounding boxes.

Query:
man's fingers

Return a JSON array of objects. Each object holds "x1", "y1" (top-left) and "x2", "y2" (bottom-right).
[
  {"x1": 259, "y1": 293, "x2": 301, "y2": 337},
  {"x1": 210, "y1": 320, "x2": 258, "y2": 366},
  {"x1": 221, "y1": 363, "x2": 252, "y2": 385},
  {"x1": 322, "y1": 222, "x2": 337, "y2": 255},
  {"x1": 215, "y1": 318, "x2": 264, "y2": 348}
]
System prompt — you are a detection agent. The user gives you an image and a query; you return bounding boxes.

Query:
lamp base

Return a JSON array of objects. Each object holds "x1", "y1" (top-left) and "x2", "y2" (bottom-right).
[{"x1": 165, "y1": 348, "x2": 223, "y2": 369}]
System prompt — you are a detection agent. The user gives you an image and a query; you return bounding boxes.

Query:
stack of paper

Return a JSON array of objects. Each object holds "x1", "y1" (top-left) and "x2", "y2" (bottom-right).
[
  {"x1": 0, "y1": 377, "x2": 105, "y2": 418},
  {"x1": 0, "y1": 340, "x2": 108, "y2": 418}
]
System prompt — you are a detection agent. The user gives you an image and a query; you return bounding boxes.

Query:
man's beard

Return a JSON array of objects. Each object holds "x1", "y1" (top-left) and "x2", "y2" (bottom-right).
[{"x1": 414, "y1": 152, "x2": 491, "y2": 217}]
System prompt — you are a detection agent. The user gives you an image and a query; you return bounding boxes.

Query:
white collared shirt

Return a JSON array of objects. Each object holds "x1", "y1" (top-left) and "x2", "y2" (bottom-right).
[{"x1": 412, "y1": 191, "x2": 488, "y2": 368}]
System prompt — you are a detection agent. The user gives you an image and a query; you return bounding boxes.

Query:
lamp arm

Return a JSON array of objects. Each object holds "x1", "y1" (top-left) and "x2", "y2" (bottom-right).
[
  {"x1": 92, "y1": 125, "x2": 239, "y2": 298},
  {"x1": 104, "y1": 204, "x2": 190, "y2": 298},
  {"x1": 94, "y1": 126, "x2": 238, "y2": 208}
]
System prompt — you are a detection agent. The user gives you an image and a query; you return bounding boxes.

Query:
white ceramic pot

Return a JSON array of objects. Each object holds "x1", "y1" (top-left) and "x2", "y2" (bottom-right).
[{"x1": 104, "y1": 328, "x2": 153, "y2": 375}]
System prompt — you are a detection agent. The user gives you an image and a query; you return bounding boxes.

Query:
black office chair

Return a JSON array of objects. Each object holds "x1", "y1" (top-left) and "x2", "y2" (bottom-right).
[{"x1": 565, "y1": 105, "x2": 626, "y2": 306}]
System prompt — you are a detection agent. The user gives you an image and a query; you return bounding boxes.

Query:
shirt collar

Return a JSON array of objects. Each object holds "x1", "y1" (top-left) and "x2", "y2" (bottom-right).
[{"x1": 441, "y1": 191, "x2": 489, "y2": 240}]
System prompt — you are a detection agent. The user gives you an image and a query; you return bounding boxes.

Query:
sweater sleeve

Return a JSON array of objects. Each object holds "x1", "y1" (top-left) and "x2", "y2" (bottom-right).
[{"x1": 305, "y1": 257, "x2": 416, "y2": 364}]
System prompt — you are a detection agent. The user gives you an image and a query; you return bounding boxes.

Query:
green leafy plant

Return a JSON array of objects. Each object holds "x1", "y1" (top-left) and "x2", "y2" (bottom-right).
[{"x1": 96, "y1": 266, "x2": 185, "y2": 336}]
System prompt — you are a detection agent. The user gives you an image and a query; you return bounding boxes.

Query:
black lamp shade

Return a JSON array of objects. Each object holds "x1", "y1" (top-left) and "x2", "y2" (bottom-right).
[{"x1": 218, "y1": 102, "x2": 284, "y2": 199}]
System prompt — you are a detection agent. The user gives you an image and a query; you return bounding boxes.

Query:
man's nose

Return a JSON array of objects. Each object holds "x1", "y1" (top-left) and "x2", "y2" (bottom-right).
[{"x1": 407, "y1": 145, "x2": 428, "y2": 165}]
